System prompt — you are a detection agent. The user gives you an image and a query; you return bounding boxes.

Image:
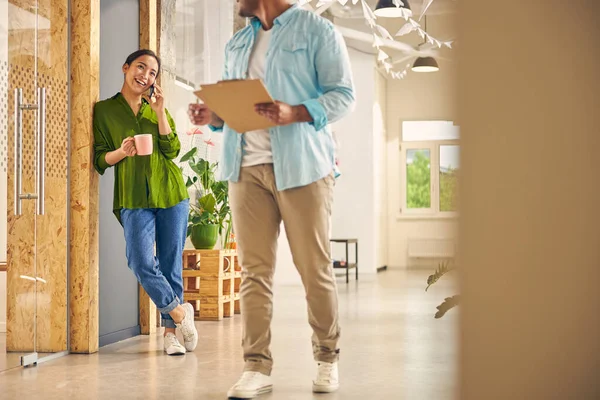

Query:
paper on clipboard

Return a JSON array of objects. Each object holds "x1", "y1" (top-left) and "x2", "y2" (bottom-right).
[{"x1": 194, "y1": 79, "x2": 276, "y2": 133}]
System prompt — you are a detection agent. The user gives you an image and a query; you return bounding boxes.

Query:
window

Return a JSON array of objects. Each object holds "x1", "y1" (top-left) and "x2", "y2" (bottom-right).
[
  {"x1": 400, "y1": 121, "x2": 459, "y2": 216},
  {"x1": 439, "y1": 145, "x2": 459, "y2": 212},
  {"x1": 159, "y1": 0, "x2": 235, "y2": 181},
  {"x1": 406, "y1": 149, "x2": 431, "y2": 209}
]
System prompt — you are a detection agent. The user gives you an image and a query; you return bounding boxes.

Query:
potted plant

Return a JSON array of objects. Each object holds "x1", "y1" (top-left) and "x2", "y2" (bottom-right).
[{"x1": 180, "y1": 146, "x2": 232, "y2": 250}]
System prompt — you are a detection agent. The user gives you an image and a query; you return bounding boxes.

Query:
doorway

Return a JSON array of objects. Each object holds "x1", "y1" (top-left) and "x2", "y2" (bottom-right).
[{"x1": 0, "y1": 0, "x2": 70, "y2": 371}]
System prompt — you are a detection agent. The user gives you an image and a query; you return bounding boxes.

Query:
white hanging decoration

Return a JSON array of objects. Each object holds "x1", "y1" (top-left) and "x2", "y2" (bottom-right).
[
  {"x1": 396, "y1": 22, "x2": 416, "y2": 37},
  {"x1": 378, "y1": 49, "x2": 390, "y2": 62},
  {"x1": 376, "y1": 25, "x2": 394, "y2": 41},
  {"x1": 372, "y1": 34, "x2": 384, "y2": 48},
  {"x1": 300, "y1": 0, "x2": 454, "y2": 80},
  {"x1": 400, "y1": 7, "x2": 412, "y2": 20},
  {"x1": 419, "y1": 0, "x2": 436, "y2": 21},
  {"x1": 360, "y1": 0, "x2": 378, "y2": 22}
]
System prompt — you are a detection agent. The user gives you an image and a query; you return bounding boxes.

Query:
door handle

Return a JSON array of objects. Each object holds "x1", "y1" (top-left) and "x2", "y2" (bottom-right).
[
  {"x1": 13, "y1": 88, "x2": 41, "y2": 215},
  {"x1": 14, "y1": 88, "x2": 23, "y2": 215},
  {"x1": 37, "y1": 87, "x2": 46, "y2": 215}
]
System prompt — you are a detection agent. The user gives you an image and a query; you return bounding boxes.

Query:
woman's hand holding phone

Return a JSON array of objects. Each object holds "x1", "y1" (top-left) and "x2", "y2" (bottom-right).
[{"x1": 145, "y1": 83, "x2": 165, "y2": 113}]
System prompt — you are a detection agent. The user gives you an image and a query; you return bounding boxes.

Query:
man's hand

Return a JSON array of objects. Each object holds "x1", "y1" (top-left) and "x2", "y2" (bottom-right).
[
  {"x1": 255, "y1": 101, "x2": 312, "y2": 126},
  {"x1": 188, "y1": 103, "x2": 217, "y2": 126}
]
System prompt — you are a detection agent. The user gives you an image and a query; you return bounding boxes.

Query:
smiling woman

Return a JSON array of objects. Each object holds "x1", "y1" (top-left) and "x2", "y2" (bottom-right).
[
  {"x1": 123, "y1": 49, "x2": 161, "y2": 93},
  {"x1": 92, "y1": 48, "x2": 199, "y2": 356}
]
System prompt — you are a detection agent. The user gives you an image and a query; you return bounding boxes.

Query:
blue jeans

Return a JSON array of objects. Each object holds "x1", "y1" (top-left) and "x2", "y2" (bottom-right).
[{"x1": 121, "y1": 199, "x2": 189, "y2": 328}]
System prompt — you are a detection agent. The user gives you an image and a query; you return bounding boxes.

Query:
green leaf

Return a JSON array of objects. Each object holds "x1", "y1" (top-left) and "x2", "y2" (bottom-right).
[
  {"x1": 180, "y1": 147, "x2": 197, "y2": 162},
  {"x1": 198, "y1": 194, "x2": 216, "y2": 213},
  {"x1": 426, "y1": 261, "x2": 454, "y2": 292},
  {"x1": 434, "y1": 295, "x2": 460, "y2": 318},
  {"x1": 185, "y1": 176, "x2": 194, "y2": 188},
  {"x1": 190, "y1": 162, "x2": 205, "y2": 177}
]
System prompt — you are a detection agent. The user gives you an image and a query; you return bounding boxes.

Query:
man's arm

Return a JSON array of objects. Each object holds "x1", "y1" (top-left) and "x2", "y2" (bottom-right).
[
  {"x1": 301, "y1": 23, "x2": 356, "y2": 131},
  {"x1": 210, "y1": 112, "x2": 224, "y2": 129},
  {"x1": 255, "y1": 23, "x2": 355, "y2": 129}
]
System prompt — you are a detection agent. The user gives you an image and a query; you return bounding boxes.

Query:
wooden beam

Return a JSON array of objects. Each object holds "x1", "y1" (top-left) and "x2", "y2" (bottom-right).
[
  {"x1": 138, "y1": 0, "x2": 158, "y2": 335},
  {"x1": 140, "y1": 0, "x2": 157, "y2": 52},
  {"x1": 69, "y1": 0, "x2": 100, "y2": 354}
]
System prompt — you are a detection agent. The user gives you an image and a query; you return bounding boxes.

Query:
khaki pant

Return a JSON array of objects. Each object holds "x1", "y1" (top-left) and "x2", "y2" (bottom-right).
[{"x1": 229, "y1": 164, "x2": 340, "y2": 376}]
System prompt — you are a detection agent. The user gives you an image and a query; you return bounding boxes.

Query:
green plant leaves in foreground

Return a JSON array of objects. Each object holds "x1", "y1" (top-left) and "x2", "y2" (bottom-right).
[
  {"x1": 426, "y1": 260, "x2": 454, "y2": 292},
  {"x1": 426, "y1": 261, "x2": 459, "y2": 318},
  {"x1": 434, "y1": 295, "x2": 460, "y2": 319},
  {"x1": 180, "y1": 147, "x2": 198, "y2": 162}
]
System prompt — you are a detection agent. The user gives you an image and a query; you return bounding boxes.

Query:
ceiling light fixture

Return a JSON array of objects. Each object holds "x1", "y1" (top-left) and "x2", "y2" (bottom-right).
[
  {"x1": 412, "y1": 16, "x2": 440, "y2": 72},
  {"x1": 374, "y1": 0, "x2": 412, "y2": 18},
  {"x1": 411, "y1": 56, "x2": 439, "y2": 72}
]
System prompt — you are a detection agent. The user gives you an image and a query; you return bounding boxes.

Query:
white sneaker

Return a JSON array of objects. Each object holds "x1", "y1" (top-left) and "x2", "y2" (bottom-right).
[
  {"x1": 176, "y1": 303, "x2": 198, "y2": 352},
  {"x1": 227, "y1": 371, "x2": 273, "y2": 399},
  {"x1": 312, "y1": 361, "x2": 339, "y2": 393},
  {"x1": 163, "y1": 332, "x2": 185, "y2": 355}
]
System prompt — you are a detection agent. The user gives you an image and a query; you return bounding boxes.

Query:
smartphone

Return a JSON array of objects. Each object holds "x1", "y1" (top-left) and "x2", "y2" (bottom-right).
[{"x1": 148, "y1": 84, "x2": 155, "y2": 98}]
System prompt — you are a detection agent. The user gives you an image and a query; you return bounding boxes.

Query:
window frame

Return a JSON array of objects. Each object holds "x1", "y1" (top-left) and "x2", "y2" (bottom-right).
[{"x1": 399, "y1": 120, "x2": 460, "y2": 218}]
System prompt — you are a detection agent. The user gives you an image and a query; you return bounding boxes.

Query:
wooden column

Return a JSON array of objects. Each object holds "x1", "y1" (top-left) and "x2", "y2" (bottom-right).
[
  {"x1": 138, "y1": 0, "x2": 158, "y2": 335},
  {"x1": 69, "y1": 0, "x2": 100, "y2": 354},
  {"x1": 140, "y1": 0, "x2": 157, "y2": 52},
  {"x1": 459, "y1": 2, "x2": 600, "y2": 399}
]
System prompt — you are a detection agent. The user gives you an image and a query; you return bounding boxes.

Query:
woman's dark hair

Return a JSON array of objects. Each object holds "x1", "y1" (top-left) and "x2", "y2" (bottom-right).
[{"x1": 124, "y1": 49, "x2": 161, "y2": 76}]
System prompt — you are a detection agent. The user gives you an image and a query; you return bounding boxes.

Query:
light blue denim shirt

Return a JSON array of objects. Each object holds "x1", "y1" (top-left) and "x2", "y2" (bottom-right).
[{"x1": 212, "y1": 5, "x2": 355, "y2": 190}]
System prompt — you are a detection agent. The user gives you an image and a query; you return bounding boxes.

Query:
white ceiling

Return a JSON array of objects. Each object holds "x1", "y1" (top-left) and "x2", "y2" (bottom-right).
[
  {"x1": 328, "y1": 0, "x2": 457, "y2": 65},
  {"x1": 328, "y1": 0, "x2": 457, "y2": 19}
]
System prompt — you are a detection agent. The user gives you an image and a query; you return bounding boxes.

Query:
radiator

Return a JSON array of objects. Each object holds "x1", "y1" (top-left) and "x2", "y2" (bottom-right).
[{"x1": 407, "y1": 238, "x2": 456, "y2": 258}]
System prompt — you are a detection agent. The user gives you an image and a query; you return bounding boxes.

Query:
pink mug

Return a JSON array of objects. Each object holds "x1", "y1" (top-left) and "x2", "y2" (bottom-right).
[{"x1": 134, "y1": 134, "x2": 153, "y2": 156}]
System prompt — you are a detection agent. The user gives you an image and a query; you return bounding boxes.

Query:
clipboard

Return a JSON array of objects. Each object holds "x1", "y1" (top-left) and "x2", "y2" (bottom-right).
[{"x1": 194, "y1": 79, "x2": 276, "y2": 133}]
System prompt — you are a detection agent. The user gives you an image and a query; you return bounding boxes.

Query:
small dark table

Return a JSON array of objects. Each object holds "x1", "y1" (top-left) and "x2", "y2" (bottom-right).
[{"x1": 330, "y1": 238, "x2": 358, "y2": 283}]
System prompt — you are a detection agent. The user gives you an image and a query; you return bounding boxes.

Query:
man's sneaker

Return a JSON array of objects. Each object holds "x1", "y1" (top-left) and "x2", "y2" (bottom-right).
[
  {"x1": 312, "y1": 361, "x2": 339, "y2": 393},
  {"x1": 176, "y1": 303, "x2": 198, "y2": 352},
  {"x1": 163, "y1": 332, "x2": 185, "y2": 355},
  {"x1": 227, "y1": 371, "x2": 273, "y2": 399}
]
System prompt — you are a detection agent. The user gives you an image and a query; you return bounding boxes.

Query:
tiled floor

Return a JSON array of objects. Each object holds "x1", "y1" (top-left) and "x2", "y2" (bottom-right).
[{"x1": 0, "y1": 270, "x2": 458, "y2": 399}]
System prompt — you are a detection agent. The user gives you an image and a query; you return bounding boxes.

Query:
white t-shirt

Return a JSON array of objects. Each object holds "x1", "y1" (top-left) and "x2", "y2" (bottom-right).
[{"x1": 241, "y1": 28, "x2": 273, "y2": 167}]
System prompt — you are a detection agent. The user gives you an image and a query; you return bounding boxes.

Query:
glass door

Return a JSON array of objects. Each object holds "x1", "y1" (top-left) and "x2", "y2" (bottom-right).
[{"x1": 1, "y1": 0, "x2": 69, "y2": 371}]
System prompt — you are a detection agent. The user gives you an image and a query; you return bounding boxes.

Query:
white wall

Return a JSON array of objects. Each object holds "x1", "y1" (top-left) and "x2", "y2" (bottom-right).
[
  {"x1": 386, "y1": 59, "x2": 459, "y2": 268},
  {"x1": 274, "y1": 48, "x2": 379, "y2": 285},
  {"x1": 375, "y1": 69, "x2": 388, "y2": 269},
  {"x1": 98, "y1": 0, "x2": 141, "y2": 341}
]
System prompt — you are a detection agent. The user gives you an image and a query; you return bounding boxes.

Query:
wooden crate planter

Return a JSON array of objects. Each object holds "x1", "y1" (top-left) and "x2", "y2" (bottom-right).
[{"x1": 182, "y1": 249, "x2": 242, "y2": 321}]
